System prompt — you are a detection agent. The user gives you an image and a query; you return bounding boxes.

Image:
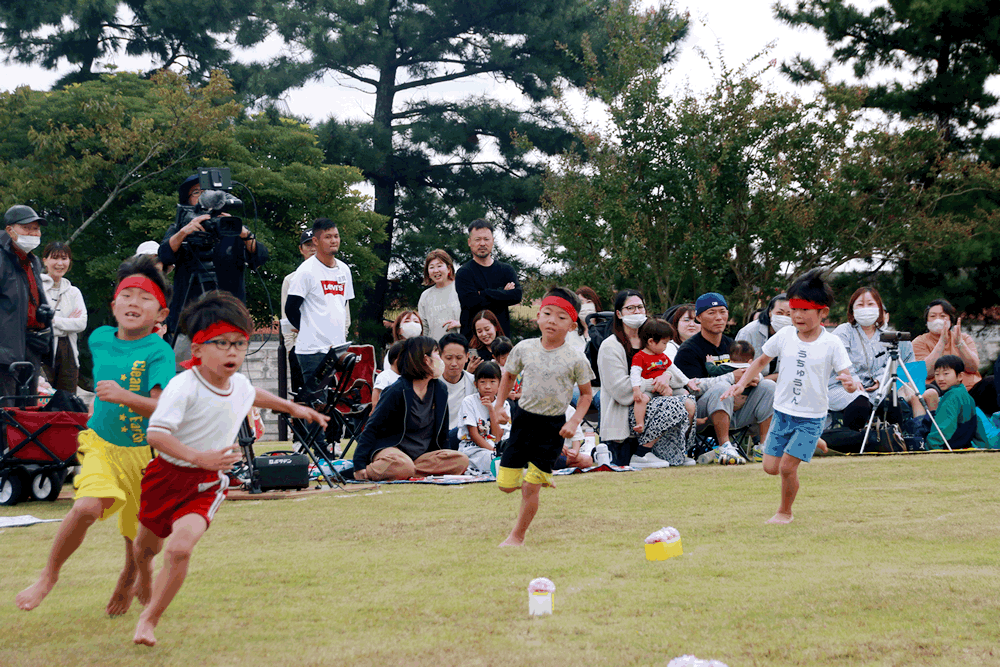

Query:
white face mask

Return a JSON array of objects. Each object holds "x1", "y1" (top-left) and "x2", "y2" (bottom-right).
[
  {"x1": 429, "y1": 356, "x2": 445, "y2": 378},
  {"x1": 927, "y1": 319, "x2": 948, "y2": 334},
  {"x1": 854, "y1": 306, "x2": 880, "y2": 327},
  {"x1": 770, "y1": 314, "x2": 793, "y2": 331},
  {"x1": 14, "y1": 235, "x2": 40, "y2": 253},
  {"x1": 622, "y1": 314, "x2": 647, "y2": 330},
  {"x1": 399, "y1": 321, "x2": 422, "y2": 339},
  {"x1": 579, "y1": 302, "x2": 596, "y2": 319}
]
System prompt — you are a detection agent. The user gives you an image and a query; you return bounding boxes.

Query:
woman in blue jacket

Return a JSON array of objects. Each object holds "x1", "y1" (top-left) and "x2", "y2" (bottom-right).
[{"x1": 353, "y1": 336, "x2": 470, "y2": 480}]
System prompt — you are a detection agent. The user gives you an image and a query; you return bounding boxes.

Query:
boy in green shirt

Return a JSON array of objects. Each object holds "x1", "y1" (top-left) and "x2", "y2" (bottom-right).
[{"x1": 904, "y1": 355, "x2": 987, "y2": 450}]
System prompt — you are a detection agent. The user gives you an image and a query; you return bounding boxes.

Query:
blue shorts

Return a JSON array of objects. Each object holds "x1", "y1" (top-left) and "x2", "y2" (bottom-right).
[{"x1": 763, "y1": 410, "x2": 824, "y2": 463}]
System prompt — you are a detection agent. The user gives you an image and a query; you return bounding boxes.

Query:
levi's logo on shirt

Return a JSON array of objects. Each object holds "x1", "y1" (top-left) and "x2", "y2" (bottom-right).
[{"x1": 321, "y1": 280, "x2": 345, "y2": 296}]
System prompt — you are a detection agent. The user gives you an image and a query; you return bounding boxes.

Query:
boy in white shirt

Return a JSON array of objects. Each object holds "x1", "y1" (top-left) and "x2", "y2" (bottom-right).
[
  {"x1": 723, "y1": 269, "x2": 857, "y2": 525},
  {"x1": 132, "y1": 293, "x2": 327, "y2": 647},
  {"x1": 457, "y1": 362, "x2": 510, "y2": 472}
]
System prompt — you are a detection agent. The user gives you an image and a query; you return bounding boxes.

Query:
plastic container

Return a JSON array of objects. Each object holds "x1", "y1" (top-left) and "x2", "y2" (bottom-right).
[
  {"x1": 645, "y1": 527, "x2": 683, "y2": 561},
  {"x1": 594, "y1": 444, "x2": 611, "y2": 466},
  {"x1": 528, "y1": 578, "x2": 555, "y2": 616}
]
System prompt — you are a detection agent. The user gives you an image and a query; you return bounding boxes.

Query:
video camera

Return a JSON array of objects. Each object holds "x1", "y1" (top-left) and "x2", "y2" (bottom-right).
[
  {"x1": 879, "y1": 331, "x2": 911, "y2": 344},
  {"x1": 176, "y1": 167, "x2": 244, "y2": 251}
]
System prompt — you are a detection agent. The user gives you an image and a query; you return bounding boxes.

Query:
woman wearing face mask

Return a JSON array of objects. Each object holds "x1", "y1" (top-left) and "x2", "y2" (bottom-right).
[
  {"x1": 596, "y1": 291, "x2": 696, "y2": 467},
  {"x1": 353, "y1": 336, "x2": 470, "y2": 481},
  {"x1": 0, "y1": 205, "x2": 49, "y2": 399},
  {"x1": 383, "y1": 310, "x2": 424, "y2": 369},
  {"x1": 827, "y1": 287, "x2": 914, "y2": 429},
  {"x1": 575, "y1": 286, "x2": 603, "y2": 341},
  {"x1": 736, "y1": 293, "x2": 791, "y2": 382},
  {"x1": 912, "y1": 299, "x2": 997, "y2": 415},
  {"x1": 40, "y1": 242, "x2": 88, "y2": 393}
]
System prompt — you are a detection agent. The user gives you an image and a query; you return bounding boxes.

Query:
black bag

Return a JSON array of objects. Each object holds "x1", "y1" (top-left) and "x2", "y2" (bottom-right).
[
  {"x1": 822, "y1": 421, "x2": 905, "y2": 454},
  {"x1": 821, "y1": 427, "x2": 864, "y2": 453},
  {"x1": 584, "y1": 312, "x2": 614, "y2": 387},
  {"x1": 41, "y1": 389, "x2": 88, "y2": 413},
  {"x1": 254, "y1": 450, "x2": 310, "y2": 491}
]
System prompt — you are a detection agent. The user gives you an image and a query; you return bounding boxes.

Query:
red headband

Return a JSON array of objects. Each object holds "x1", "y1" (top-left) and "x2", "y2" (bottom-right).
[
  {"x1": 789, "y1": 298, "x2": 827, "y2": 310},
  {"x1": 115, "y1": 275, "x2": 166, "y2": 309},
  {"x1": 180, "y1": 322, "x2": 251, "y2": 369},
  {"x1": 540, "y1": 296, "x2": 578, "y2": 322}
]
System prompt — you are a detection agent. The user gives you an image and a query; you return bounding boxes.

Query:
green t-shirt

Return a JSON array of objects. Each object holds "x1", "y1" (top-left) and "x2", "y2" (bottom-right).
[{"x1": 87, "y1": 326, "x2": 175, "y2": 447}]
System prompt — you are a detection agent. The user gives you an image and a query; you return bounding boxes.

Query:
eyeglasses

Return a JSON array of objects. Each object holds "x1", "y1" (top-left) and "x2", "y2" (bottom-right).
[
  {"x1": 203, "y1": 339, "x2": 250, "y2": 351},
  {"x1": 621, "y1": 304, "x2": 646, "y2": 313}
]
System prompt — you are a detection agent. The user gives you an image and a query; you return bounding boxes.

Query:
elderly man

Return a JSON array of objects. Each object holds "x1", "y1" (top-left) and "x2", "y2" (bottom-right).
[
  {"x1": 0, "y1": 205, "x2": 50, "y2": 398},
  {"x1": 674, "y1": 292, "x2": 775, "y2": 464},
  {"x1": 454, "y1": 219, "x2": 522, "y2": 340}
]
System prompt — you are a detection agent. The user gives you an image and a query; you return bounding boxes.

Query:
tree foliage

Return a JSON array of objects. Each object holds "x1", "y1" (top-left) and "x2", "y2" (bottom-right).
[
  {"x1": 241, "y1": 0, "x2": 687, "y2": 337},
  {"x1": 541, "y1": 51, "x2": 1000, "y2": 319},
  {"x1": 0, "y1": 71, "x2": 385, "y2": 379}
]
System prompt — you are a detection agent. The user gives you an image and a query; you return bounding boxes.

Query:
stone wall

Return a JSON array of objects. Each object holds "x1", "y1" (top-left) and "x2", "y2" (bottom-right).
[{"x1": 242, "y1": 339, "x2": 286, "y2": 440}]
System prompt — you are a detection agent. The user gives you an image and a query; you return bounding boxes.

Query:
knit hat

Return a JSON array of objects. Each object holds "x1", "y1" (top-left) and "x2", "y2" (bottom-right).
[{"x1": 695, "y1": 292, "x2": 728, "y2": 316}]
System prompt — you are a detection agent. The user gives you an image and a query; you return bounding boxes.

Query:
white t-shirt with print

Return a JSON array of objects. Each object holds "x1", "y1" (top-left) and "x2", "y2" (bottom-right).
[
  {"x1": 288, "y1": 255, "x2": 355, "y2": 354},
  {"x1": 458, "y1": 393, "x2": 511, "y2": 442},
  {"x1": 443, "y1": 371, "x2": 476, "y2": 430},
  {"x1": 147, "y1": 368, "x2": 257, "y2": 468},
  {"x1": 762, "y1": 326, "x2": 852, "y2": 419}
]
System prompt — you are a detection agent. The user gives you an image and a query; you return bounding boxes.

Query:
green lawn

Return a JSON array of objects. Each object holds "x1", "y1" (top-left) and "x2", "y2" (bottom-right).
[{"x1": 3, "y1": 452, "x2": 1000, "y2": 666}]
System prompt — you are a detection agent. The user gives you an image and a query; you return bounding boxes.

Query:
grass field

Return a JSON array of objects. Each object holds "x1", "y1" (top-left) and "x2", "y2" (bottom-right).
[{"x1": 3, "y1": 452, "x2": 1000, "y2": 666}]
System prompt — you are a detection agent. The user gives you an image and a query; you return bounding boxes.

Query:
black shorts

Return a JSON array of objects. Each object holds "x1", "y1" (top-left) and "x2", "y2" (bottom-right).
[{"x1": 499, "y1": 410, "x2": 565, "y2": 474}]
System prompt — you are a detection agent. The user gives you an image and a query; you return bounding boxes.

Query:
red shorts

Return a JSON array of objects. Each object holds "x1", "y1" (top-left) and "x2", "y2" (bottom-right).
[{"x1": 138, "y1": 456, "x2": 230, "y2": 539}]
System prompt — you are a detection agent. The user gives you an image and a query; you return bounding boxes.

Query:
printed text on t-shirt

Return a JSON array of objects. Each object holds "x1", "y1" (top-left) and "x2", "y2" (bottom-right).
[{"x1": 321, "y1": 280, "x2": 345, "y2": 296}]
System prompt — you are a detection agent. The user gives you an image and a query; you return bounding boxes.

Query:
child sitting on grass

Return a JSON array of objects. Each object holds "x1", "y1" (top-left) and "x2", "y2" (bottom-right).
[
  {"x1": 17, "y1": 256, "x2": 174, "y2": 616},
  {"x1": 457, "y1": 362, "x2": 510, "y2": 473},
  {"x1": 494, "y1": 286, "x2": 594, "y2": 547},
  {"x1": 631, "y1": 318, "x2": 699, "y2": 433},
  {"x1": 901, "y1": 355, "x2": 988, "y2": 450},
  {"x1": 131, "y1": 292, "x2": 327, "y2": 647},
  {"x1": 723, "y1": 268, "x2": 857, "y2": 524}
]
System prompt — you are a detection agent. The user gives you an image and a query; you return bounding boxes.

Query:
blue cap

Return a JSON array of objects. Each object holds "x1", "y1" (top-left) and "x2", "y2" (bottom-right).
[{"x1": 695, "y1": 292, "x2": 728, "y2": 316}]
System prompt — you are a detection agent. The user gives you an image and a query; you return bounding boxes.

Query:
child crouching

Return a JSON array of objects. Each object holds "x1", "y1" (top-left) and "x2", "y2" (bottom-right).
[{"x1": 132, "y1": 292, "x2": 327, "y2": 646}]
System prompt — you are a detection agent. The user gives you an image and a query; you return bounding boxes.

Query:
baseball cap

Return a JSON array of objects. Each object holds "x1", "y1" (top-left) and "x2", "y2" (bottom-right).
[
  {"x1": 4, "y1": 205, "x2": 46, "y2": 227},
  {"x1": 695, "y1": 292, "x2": 728, "y2": 316},
  {"x1": 299, "y1": 230, "x2": 314, "y2": 246}
]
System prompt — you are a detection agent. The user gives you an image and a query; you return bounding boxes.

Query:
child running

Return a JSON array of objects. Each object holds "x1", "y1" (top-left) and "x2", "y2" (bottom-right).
[
  {"x1": 17, "y1": 256, "x2": 175, "y2": 615},
  {"x1": 722, "y1": 269, "x2": 857, "y2": 524},
  {"x1": 494, "y1": 287, "x2": 594, "y2": 546},
  {"x1": 631, "y1": 318, "x2": 699, "y2": 433},
  {"x1": 131, "y1": 292, "x2": 328, "y2": 646},
  {"x1": 457, "y1": 361, "x2": 510, "y2": 473}
]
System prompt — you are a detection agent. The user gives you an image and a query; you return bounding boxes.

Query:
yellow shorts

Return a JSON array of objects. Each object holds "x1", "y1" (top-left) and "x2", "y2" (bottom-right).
[
  {"x1": 496, "y1": 463, "x2": 553, "y2": 491},
  {"x1": 73, "y1": 429, "x2": 151, "y2": 541}
]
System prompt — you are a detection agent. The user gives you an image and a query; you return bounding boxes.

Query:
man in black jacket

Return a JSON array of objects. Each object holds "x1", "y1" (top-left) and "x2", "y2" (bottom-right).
[
  {"x1": 454, "y1": 219, "x2": 522, "y2": 340},
  {"x1": 0, "y1": 205, "x2": 49, "y2": 398}
]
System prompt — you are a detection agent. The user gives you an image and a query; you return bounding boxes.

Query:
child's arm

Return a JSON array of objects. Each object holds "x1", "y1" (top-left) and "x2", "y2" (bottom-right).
[
  {"x1": 927, "y1": 393, "x2": 960, "y2": 447},
  {"x1": 720, "y1": 354, "x2": 773, "y2": 400},
  {"x1": 95, "y1": 383, "x2": 162, "y2": 418},
  {"x1": 493, "y1": 370, "x2": 516, "y2": 413},
  {"x1": 835, "y1": 367, "x2": 858, "y2": 393},
  {"x1": 147, "y1": 430, "x2": 242, "y2": 471},
  {"x1": 562, "y1": 382, "x2": 593, "y2": 439},
  {"x1": 254, "y1": 388, "x2": 329, "y2": 427}
]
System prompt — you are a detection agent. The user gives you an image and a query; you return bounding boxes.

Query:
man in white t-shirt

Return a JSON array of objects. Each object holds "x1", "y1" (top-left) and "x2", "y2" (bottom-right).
[
  {"x1": 279, "y1": 230, "x2": 316, "y2": 350},
  {"x1": 284, "y1": 218, "x2": 355, "y2": 452},
  {"x1": 439, "y1": 332, "x2": 477, "y2": 449}
]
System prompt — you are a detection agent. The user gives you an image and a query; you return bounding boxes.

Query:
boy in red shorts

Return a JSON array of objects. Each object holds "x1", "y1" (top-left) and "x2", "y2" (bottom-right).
[{"x1": 132, "y1": 292, "x2": 327, "y2": 646}]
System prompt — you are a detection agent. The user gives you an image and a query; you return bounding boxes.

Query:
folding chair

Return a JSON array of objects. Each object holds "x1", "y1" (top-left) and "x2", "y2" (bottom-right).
[{"x1": 1, "y1": 362, "x2": 88, "y2": 505}]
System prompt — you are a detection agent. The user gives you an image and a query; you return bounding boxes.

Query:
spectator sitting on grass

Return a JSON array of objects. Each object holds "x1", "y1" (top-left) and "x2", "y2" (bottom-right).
[
  {"x1": 457, "y1": 361, "x2": 510, "y2": 474},
  {"x1": 901, "y1": 355, "x2": 990, "y2": 450},
  {"x1": 439, "y1": 332, "x2": 478, "y2": 449}
]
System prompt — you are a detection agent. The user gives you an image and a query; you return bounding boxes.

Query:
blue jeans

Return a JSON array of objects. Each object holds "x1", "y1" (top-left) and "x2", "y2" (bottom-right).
[{"x1": 571, "y1": 386, "x2": 600, "y2": 411}]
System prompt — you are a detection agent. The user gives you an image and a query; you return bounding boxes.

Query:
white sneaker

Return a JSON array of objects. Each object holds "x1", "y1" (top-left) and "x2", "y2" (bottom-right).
[
  {"x1": 717, "y1": 442, "x2": 747, "y2": 465},
  {"x1": 682, "y1": 457, "x2": 696, "y2": 466},
  {"x1": 629, "y1": 452, "x2": 670, "y2": 469}
]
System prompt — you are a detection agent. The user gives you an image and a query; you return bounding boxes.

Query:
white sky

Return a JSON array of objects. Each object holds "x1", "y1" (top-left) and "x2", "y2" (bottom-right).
[{"x1": 0, "y1": 0, "x2": 970, "y2": 272}]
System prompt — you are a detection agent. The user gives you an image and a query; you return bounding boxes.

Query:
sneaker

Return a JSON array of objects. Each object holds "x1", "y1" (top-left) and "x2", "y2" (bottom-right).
[
  {"x1": 695, "y1": 448, "x2": 718, "y2": 465},
  {"x1": 629, "y1": 452, "x2": 670, "y2": 469},
  {"x1": 682, "y1": 457, "x2": 696, "y2": 466},
  {"x1": 717, "y1": 442, "x2": 747, "y2": 466},
  {"x1": 752, "y1": 444, "x2": 764, "y2": 462}
]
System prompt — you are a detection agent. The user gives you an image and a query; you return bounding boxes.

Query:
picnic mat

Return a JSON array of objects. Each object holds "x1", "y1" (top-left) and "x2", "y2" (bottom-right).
[
  {"x1": 343, "y1": 462, "x2": 636, "y2": 485},
  {"x1": 0, "y1": 515, "x2": 62, "y2": 528}
]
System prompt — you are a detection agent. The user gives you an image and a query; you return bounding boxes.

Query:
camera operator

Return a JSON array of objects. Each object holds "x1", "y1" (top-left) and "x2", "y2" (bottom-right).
[
  {"x1": 0, "y1": 205, "x2": 53, "y2": 400},
  {"x1": 158, "y1": 174, "x2": 268, "y2": 365}
]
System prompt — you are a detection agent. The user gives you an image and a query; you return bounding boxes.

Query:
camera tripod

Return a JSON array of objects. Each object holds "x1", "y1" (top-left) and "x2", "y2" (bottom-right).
[{"x1": 860, "y1": 343, "x2": 950, "y2": 453}]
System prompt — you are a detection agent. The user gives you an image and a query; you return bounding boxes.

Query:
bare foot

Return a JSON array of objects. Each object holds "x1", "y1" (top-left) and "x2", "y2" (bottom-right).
[
  {"x1": 633, "y1": 424, "x2": 645, "y2": 434},
  {"x1": 16, "y1": 573, "x2": 57, "y2": 611},
  {"x1": 816, "y1": 438, "x2": 829, "y2": 454},
  {"x1": 499, "y1": 535, "x2": 524, "y2": 547},
  {"x1": 766, "y1": 513, "x2": 793, "y2": 524},
  {"x1": 133, "y1": 561, "x2": 154, "y2": 606},
  {"x1": 133, "y1": 617, "x2": 157, "y2": 646},
  {"x1": 106, "y1": 567, "x2": 137, "y2": 616}
]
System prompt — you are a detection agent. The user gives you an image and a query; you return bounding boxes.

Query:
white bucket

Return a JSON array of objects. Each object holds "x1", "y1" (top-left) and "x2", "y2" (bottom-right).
[{"x1": 528, "y1": 590, "x2": 553, "y2": 616}]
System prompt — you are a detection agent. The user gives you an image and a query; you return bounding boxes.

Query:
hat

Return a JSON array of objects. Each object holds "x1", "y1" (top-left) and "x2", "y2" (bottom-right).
[
  {"x1": 136, "y1": 241, "x2": 160, "y2": 256},
  {"x1": 177, "y1": 174, "x2": 201, "y2": 204},
  {"x1": 299, "y1": 230, "x2": 314, "y2": 246},
  {"x1": 695, "y1": 292, "x2": 728, "y2": 316},
  {"x1": 4, "y1": 205, "x2": 46, "y2": 227}
]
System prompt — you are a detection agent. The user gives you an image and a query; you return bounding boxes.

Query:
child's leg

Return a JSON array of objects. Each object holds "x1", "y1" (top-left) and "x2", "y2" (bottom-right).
[
  {"x1": 633, "y1": 393, "x2": 649, "y2": 433},
  {"x1": 133, "y1": 514, "x2": 208, "y2": 646},
  {"x1": 16, "y1": 496, "x2": 112, "y2": 611},
  {"x1": 106, "y1": 537, "x2": 138, "y2": 616},
  {"x1": 132, "y1": 525, "x2": 165, "y2": 607},
  {"x1": 500, "y1": 481, "x2": 542, "y2": 547},
  {"x1": 767, "y1": 453, "x2": 801, "y2": 524}
]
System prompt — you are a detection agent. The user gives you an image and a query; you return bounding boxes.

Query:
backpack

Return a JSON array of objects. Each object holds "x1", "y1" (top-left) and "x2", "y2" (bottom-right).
[{"x1": 584, "y1": 312, "x2": 615, "y2": 387}]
